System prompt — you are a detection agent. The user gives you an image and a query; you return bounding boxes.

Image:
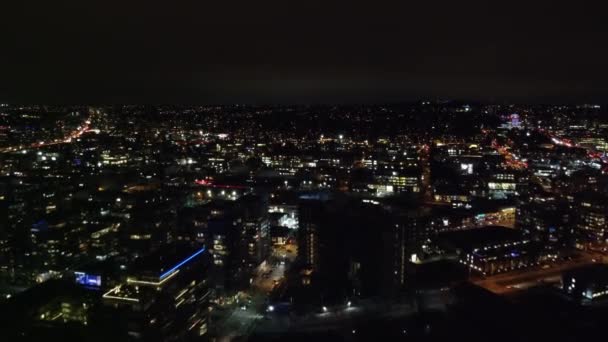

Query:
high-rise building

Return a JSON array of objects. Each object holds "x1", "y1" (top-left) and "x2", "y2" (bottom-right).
[
  {"x1": 575, "y1": 192, "x2": 608, "y2": 245},
  {"x1": 297, "y1": 199, "x2": 325, "y2": 272},
  {"x1": 238, "y1": 194, "x2": 270, "y2": 271},
  {"x1": 102, "y1": 244, "x2": 211, "y2": 340},
  {"x1": 297, "y1": 196, "x2": 431, "y2": 298}
]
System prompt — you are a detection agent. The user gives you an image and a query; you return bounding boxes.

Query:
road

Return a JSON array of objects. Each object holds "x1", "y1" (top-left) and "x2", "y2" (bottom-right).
[
  {"x1": 254, "y1": 298, "x2": 415, "y2": 335},
  {"x1": 0, "y1": 111, "x2": 96, "y2": 153},
  {"x1": 213, "y1": 294, "x2": 265, "y2": 341},
  {"x1": 253, "y1": 259, "x2": 288, "y2": 294},
  {"x1": 213, "y1": 242, "x2": 297, "y2": 340},
  {"x1": 489, "y1": 138, "x2": 528, "y2": 170}
]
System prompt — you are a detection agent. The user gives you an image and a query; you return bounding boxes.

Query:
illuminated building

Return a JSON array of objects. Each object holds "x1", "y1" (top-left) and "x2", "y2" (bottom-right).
[
  {"x1": 517, "y1": 200, "x2": 573, "y2": 256},
  {"x1": 433, "y1": 183, "x2": 472, "y2": 207},
  {"x1": 487, "y1": 172, "x2": 518, "y2": 199},
  {"x1": 436, "y1": 226, "x2": 542, "y2": 276},
  {"x1": 430, "y1": 209, "x2": 476, "y2": 233},
  {"x1": 298, "y1": 200, "x2": 324, "y2": 272},
  {"x1": 238, "y1": 194, "x2": 270, "y2": 271},
  {"x1": 100, "y1": 149, "x2": 129, "y2": 166},
  {"x1": 192, "y1": 200, "x2": 243, "y2": 291},
  {"x1": 1, "y1": 279, "x2": 97, "y2": 337},
  {"x1": 362, "y1": 147, "x2": 419, "y2": 172},
  {"x1": 118, "y1": 190, "x2": 175, "y2": 258},
  {"x1": 269, "y1": 204, "x2": 299, "y2": 230},
  {"x1": 371, "y1": 168, "x2": 421, "y2": 196},
  {"x1": 575, "y1": 191, "x2": 608, "y2": 245},
  {"x1": 509, "y1": 113, "x2": 521, "y2": 129},
  {"x1": 102, "y1": 245, "x2": 211, "y2": 340},
  {"x1": 270, "y1": 225, "x2": 290, "y2": 245},
  {"x1": 562, "y1": 264, "x2": 608, "y2": 303},
  {"x1": 189, "y1": 196, "x2": 268, "y2": 292},
  {"x1": 391, "y1": 208, "x2": 433, "y2": 290},
  {"x1": 206, "y1": 156, "x2": 227, "y2": 173},
  {"x1": 297, "y1": 196, "x2": 431, "y2": 296}
]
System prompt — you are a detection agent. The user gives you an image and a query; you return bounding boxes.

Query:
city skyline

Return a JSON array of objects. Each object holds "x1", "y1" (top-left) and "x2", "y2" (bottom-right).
[
  {"x1": 2, "y1": 3, "x2": 608, "y2": 341},
  {"x1": 1, "y1": 103, "x2": 608, "y2": 341}
]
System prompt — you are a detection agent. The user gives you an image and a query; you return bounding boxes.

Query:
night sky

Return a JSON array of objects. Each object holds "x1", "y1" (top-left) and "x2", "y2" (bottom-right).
[{"x1": 1, "y1": 2, "x2": 607, "y2": 104}]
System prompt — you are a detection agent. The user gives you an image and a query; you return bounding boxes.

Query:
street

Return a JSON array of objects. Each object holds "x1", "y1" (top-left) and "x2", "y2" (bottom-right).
[{"x1": 212, "y1": 242, "x2": 297, "y2": 340}]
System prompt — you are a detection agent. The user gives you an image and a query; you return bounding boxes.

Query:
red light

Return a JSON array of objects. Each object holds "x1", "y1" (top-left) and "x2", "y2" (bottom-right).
[
  {"x1": 195, "y1": 179, "x2": 210, "y2": 185},
  {"x1": 194, "y1": 179, "x2": 247, "y2": 189}
]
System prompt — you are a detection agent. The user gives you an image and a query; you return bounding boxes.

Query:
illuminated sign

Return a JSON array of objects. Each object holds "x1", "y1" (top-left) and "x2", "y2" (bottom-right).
[{"x1": 75, "y1": 272, "x2": 102, "y2": 287}]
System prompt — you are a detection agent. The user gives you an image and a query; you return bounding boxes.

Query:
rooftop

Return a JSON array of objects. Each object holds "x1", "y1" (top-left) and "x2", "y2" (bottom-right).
[
  {"x1": 437, "y1": 226, "x2": 524, "y2": 251},
  {"x1": 130, "y1": 244, "x2": 207, "y2": 281}
]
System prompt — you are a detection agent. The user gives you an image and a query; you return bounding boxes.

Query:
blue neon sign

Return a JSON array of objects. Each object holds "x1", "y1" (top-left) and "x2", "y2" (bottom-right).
[
  {"x1": 159, "y1": 247, "x2": 206, "y2": 280},
  {"x1": 75, "y1": 272, "x2": 102, "y2": 287}
]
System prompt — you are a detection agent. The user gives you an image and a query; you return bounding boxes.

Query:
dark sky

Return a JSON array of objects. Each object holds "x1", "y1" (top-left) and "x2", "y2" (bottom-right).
[{"x1": 1, "y1": 2, "x2": 607, "y2": 104}]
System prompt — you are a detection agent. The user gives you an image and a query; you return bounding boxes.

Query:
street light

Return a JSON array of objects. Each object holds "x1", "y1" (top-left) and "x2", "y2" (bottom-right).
[{"x1": 267, "y1": 305, "x2": 274, "y2": 312}]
